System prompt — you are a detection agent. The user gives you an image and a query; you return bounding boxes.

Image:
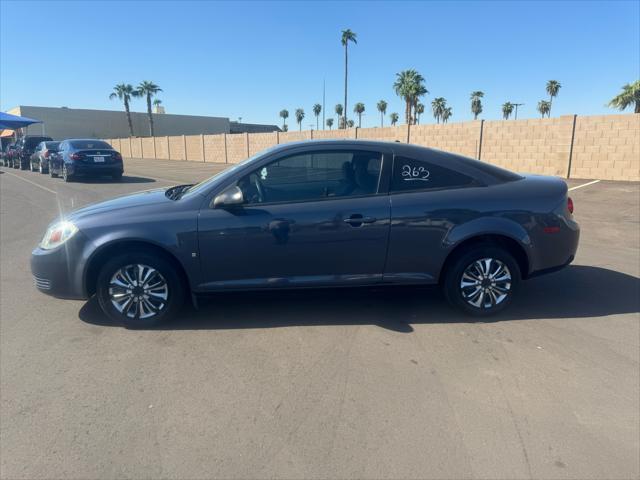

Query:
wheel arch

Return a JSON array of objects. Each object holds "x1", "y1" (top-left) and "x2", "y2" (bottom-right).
[
  {"x1": 440, "y1": 233, "x2": 531, "y2": 283},
  {"x1": 84, "y1": 239, "x2": 191, "y2": 297}
]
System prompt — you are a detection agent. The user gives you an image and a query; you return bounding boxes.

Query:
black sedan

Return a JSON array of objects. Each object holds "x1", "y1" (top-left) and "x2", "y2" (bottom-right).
[
  {"x1": 31, "y1": 140, "x2": 579, "y2": 328},
  {"x1": 49, "y1": 139, "x2": 123, "y2": 182},
  {"x1": 29, "y1": 141, "x2": 60, "y2": 174}
]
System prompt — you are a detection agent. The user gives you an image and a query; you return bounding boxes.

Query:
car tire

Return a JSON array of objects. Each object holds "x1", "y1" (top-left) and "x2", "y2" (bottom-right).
[
  {"x1": 50, "y1": 167, "x2": 58, "y2": 178},
  {"x1": 112, "y1": 172, "x2": 123, "y2": 181},
  {"x1": 96, "y1": 251, "x2": 185, "y2": 329},
  {"x1": 62, "y1": 165, "x2": 73, "y2": 182},
  {"x1": 442, "y1": 245, "x2": 520, "y2": 317}
]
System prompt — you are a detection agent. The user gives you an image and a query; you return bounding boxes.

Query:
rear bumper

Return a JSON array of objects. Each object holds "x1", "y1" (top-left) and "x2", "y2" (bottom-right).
[
  {"x1": 67, "y1": 163, "x2": 123, "y2": 176},
  {"x1": 527, "y1": 217, "x2": 580, "y2": 278}
]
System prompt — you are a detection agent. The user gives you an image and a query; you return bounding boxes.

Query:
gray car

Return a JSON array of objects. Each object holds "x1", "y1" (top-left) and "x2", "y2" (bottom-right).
[{"x1": 31, "y1": 140, "x2": 579, "y2": 328}]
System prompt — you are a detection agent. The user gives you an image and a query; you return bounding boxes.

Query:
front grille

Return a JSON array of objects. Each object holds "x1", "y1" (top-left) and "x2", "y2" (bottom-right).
[{"x1": 33, "y1": 276, "x2": 51, "y2": 290}]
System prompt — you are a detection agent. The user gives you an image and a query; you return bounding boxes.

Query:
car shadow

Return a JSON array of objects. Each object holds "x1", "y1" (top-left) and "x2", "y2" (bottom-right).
[
  {"x1": 78, "y1": 265, "x2": 640, "y2": 331},
  {"x1": 70, "y1": 175, "x2": 157, "y2": 184}
]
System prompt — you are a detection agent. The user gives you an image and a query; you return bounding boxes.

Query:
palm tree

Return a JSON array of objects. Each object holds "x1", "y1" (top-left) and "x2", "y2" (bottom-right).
[
  {"x1": 135, "y1": 81, "x2": 162, "y2": 136},
  {"x1": 377, "y1": 100, "x2": 387, "y2": 127},
  {"x1": 608, "y1": 80, "x2": 640, "y2": 113},
  {"x1": 279, "y1": 109, "x2": 289, "y2": 129},
  {"x1": 312, "y1": 103, "x2": 322, "y2": 130},
  {"x1": 470, "y1": 91, "x2": 484, "y2": 120},
  {"x1": 546, "y1": 80, "x2": 561, "y2": 116},
  {"x1": 335, "y1": 104, "x2": 344, "y2": 128},
  {"x1": 353, "y1": 102, "x2": 365, "y2": 127},
  {"x1": 153, "y1": 98, "x2": 162, "y2": 108},
  {"x1": 341, "y1": 29, "x2": 357, "y2": 126},
  {"x1": 394, "y1": 69, "x2": 428, "y2": 125},
  {"x1": 390, "y1": 112, "x2": 399, "y2": 126},
  {"x1": 537, "y1": 100, "x2": 551, "y2": 118},
  {"x1": 442, "y1": 107, "x2": 452, "y2": 124},
  {"x1": 415, "y1": 102, "x2": 425, "y2": 124},
  {"x1": 326, "y1": 118, "x2": 334, "y2": 129},
  {"x1": 295, "y1": 108, "x2": 305, "y2": 131},
  {"x1": 431, "y1": 97, "x2": 446, "y2": 123},
  {"x1": 347, "y1": 119, "x2": 355, "y2": 128},
  {"x1": 502, "y1": 102, "x2": 514, "y2": 120},
  {"x1": 109, "y1": 83, "x2": 136, "y2": 136}
]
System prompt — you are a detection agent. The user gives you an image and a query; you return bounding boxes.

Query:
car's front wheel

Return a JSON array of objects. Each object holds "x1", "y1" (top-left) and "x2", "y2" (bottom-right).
[
  {"x1": 443, "y1": 246, "x2": 520, "y2": 317},
  {"x1": 96, "y1": 252, "x2": 185, "y2": 328}
]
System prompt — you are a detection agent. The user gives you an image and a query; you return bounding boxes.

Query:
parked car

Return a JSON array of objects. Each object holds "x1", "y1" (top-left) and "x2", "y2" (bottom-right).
[
  {"x1": 31, "y1": 140, "x2": 579, "y2": 328},
  {"x1": 49, "y1": 139, "x2": 123, "y2": 182},
  {"x1": 29, "y1": 141, "x2": 60, "y2": 174},
  {"x1": 1, "y1": 143, "x2": 16, "y2": 167},
  {"x1": 14, "y1": 135, "x2": 53, "y2": 170}
]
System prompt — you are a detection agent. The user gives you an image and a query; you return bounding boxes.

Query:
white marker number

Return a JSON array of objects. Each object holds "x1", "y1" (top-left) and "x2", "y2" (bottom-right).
[{"x1": 401, "y1": 164, "x2": 430, "y2": 181}]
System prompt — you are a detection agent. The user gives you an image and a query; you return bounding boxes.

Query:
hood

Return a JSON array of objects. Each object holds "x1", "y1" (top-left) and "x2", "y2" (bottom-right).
[{"x1": 67, "y1": 188, "x2": 171, "y2": 222}]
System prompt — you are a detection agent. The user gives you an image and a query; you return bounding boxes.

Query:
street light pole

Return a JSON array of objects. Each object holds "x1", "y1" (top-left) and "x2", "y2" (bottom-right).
[{"x1": 513, "y1": 103, "x2": 524, "y2": 120}]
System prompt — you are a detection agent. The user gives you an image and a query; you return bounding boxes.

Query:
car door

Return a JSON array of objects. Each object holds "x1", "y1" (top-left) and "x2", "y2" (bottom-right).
[{"x1": 196, "y1": 146, "x2": 392, "y2": 290}]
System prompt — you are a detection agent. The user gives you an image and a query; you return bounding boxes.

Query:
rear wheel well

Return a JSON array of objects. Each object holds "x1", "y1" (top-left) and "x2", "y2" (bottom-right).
[
  {"x1": 85, "y1": 241, "x2": 190, "y2": 296},
  {"x1": 440, "y1": 234, "x2": 529, "y2": 283}
]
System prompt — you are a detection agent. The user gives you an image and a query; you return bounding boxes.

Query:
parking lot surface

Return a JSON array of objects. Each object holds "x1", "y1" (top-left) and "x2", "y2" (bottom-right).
[{"x1": 1, "y1": 159, "x2": 638, "y2": 479}]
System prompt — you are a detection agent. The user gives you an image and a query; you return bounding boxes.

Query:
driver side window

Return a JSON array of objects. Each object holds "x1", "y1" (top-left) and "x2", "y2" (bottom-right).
[{"x1": 238, "y1": 150, "x2": 382, "y2": 205}]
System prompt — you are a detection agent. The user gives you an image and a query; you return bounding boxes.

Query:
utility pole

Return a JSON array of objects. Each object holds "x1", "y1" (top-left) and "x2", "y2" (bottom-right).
[
  {"x1": 513, "y1": 103, "x2": 524, "y2": 120},
  {"x1": 322, "y1": 79, "x2": 326, "y2": 130}
]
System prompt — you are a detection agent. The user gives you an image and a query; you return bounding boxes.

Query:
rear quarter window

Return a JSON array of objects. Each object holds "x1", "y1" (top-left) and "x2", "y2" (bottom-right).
[{"x1": 391, "y1": 156, "x2": 476, "y2": 192}]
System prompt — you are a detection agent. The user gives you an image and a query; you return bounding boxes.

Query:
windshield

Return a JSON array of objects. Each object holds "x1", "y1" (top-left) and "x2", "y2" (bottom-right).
[
  {"x1": 70, "y1": 140, "x2": 112, "y2": 149},
  {"x1": 180, "y1": 148, "x2": 276, "y2": 199},
  {"x1": 44, "y1": 141, "x2": 61, "y2": 151}
]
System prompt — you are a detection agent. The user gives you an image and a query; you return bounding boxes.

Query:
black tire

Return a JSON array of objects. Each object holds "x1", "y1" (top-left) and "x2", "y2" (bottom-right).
[
  {"x1": 442, "y1": 245, "x2": 520, "y2": 317},
  {"x1": 96, "y1": 251, "x2": 185, "y2": 329},
  {"x1": 112, "y1": 172, "x2": 123, "y2": 181},
  {"x1": 62, "y1": 164, "x2": 73, "y2": 182},
  {"x1": 50, "y1": 167, "x2": 58, "y2": 178}
]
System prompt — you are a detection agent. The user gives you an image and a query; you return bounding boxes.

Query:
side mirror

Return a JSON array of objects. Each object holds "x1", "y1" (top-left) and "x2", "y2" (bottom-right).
[{"x1": 212, "y1": 185, "x2": 244, "y2": 208}]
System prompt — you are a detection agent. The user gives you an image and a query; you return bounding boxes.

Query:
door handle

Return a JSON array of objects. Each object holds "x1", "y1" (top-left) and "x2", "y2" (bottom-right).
[{"x1": 344, "y1": 214, "x2": 377, "y2": 227}]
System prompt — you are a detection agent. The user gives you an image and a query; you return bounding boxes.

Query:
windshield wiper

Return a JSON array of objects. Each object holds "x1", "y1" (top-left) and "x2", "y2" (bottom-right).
[{"x1": 165, "y1": 184, "x2": 194, "y2": 200}]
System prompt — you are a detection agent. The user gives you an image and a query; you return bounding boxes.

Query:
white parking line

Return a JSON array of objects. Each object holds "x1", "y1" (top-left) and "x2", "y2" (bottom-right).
[
  {"x1": 0, "y1": 169, "x2": 58, "y2": 195},
  {"x1": 569, "y1": 179, "x2": 600, "y2": 191}
]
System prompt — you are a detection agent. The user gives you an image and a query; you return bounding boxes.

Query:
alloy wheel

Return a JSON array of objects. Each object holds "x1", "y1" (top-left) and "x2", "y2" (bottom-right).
[
  {"x1": 108, "y1": 264, "x2": 169, "y2": 319},
  {"x1": 460, "y1": 258, "x2": 512, "y2": 310}
]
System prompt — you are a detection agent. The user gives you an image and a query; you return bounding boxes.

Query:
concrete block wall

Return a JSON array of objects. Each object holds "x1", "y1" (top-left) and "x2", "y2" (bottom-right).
[
  {"x1": 571, "y1": 114, "x2": 640, "y2": 181},
  {"x1": 482, "y1": 116, "x2": 573, "y2": 176},
  {"x1": 107, "y1": 113, "x2": 639, "y2": 181},
  {"x1": 410, "y1": 122, "x2": 480, "y2": 158}
]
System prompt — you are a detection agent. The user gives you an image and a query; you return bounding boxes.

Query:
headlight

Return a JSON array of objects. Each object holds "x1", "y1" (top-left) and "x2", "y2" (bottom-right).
[{"x1": 40, "y1": 220, "x2": 79, "y2": 250}]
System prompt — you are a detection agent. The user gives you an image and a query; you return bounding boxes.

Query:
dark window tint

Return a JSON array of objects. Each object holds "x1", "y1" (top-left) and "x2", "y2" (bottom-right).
[
  {"x1": 44, "y1": 141, "x2": 60, "y2": 151},
  {"x1": 239, "y1": 150, "x2": 382, "y2": 204},
  {"x1": 391, "y1": 156, "x2": 475, "y2": 192},
  {"x1": 69, "y1": 140, "x2": 112, "y2": 149}
]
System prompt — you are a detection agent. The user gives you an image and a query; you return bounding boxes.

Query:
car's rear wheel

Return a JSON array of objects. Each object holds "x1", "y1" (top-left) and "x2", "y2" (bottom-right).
[
  {"x1": 96, "y1": 252, "x2": 185, "y2": 329},
  {"x1": 443, "y1": 246, "x2": 520, "y2": 317},
  {"x1": 50, "y1": 167, "x2": 58, "y2": 178},
  {"x1": 112, "y1": 172, "x2": 123, "y2": 181},
  {"x1": 62, "y1": 164, "x2": 73, "y2": 182}
]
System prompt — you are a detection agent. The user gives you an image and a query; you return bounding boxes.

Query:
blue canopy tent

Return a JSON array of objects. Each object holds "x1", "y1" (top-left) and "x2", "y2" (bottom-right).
[{"x1": 0, "y1": 111, "x2": 43, "y2": 130}]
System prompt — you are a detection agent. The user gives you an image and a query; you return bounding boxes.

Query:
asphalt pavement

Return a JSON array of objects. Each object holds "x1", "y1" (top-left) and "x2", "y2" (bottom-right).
[{"x1": 1, "y1": 159, "x2": 638, "y2": 479}]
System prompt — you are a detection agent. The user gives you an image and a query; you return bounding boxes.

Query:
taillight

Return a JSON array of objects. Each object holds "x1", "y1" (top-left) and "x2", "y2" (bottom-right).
[
  {"x1": 113, "y1": 152, "x2": 122, "y2": 161},
  {"x1": 70, "y1": 152, "x2": 82, "y2": 161},
  {"x1": 44, "y1": 150, "x2": 50, "y2": 158},
  {"x1": 567, "y1": 197, "x2": 574, "y2": 214}
]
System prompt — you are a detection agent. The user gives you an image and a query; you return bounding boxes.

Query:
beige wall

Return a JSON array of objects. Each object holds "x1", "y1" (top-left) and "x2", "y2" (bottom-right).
[{"x1": 106, "y1": 113, "x2": 640, "y2": 181}]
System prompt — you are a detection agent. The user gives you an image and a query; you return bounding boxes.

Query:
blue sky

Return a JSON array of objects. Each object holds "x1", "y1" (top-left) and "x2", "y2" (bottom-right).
[{"x1": 1, "y1": 1, "x2": 638, "y2": 128}]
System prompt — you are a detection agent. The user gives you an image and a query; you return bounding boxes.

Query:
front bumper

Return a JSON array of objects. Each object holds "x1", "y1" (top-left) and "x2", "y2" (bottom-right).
[{"x1": 30, "y1": 236, "x2": 89, "y2": 300}]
